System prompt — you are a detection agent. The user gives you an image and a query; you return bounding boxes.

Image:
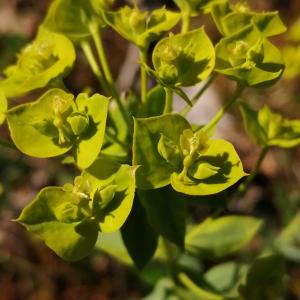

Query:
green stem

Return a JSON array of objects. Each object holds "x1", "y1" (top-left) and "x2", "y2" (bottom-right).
[
  {"x1": 238, "y1": 145, "x2": 269, "y2": 194},
  {"x1": 161, "y1": 238, "x2": 176, "y2": 277},
  {"x1": 178, "y1": 273, "x2": 222, "y2": 300},
  {"x1": 140, "y1": 50, "x2": 148, "y2": 103},
  {"x1": 201, "y1": 84, "x2": 245, "y2": 133},
  {"x1": 105, "y1": 130, "x2": 128, "y2": 152},
  {"x1": 181, "y1": 73, "x2": 217, "y2": 116},
  {"x1": 163, "y1": 88, "x2": 173, "y2": 114},
  {"x1": 181, "y1": 12, "x2": 191, "y2": 33},
  {"x1": 90, "y1": 24, "x2": 131, "y2": 129},
  {"x1": 80, "y1": 41, "x2": 109, "y2": 94}
]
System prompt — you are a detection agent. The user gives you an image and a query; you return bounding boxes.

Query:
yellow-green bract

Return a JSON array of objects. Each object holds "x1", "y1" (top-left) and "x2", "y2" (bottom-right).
[
  {"x1": 7, "y1": 88, "x2": 109, "y2": 169},
  {"x1": 0, "y1": 27, "x2": 75, "y2": 98}
]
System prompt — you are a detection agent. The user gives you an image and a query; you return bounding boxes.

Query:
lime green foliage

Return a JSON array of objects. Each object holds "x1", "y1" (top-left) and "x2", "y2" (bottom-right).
[
  {"x1": 212, "y1": 0, "x2": 286, "y2": 37},
  {"x1": 7, "y1": 89, "x2": 109, "y2": 168},
  {"x1": 0, "y1": 0, "x2": 293, "y2": 297},
  {"x1": 133, "y1": 114, "x2": 245, "y2": 195},
  {"x1": 43, "y1": 0, "x2": 93, "y2": 41},
  {"x1": 239, "y1": 254, "x2": 285, "y2": 300},
  {"x1": 103, "y1": 6, "x2": 180, "y2": 50},
  {"x1": 215, "y1": 24, "x2": 284, "y2": 87},
  {"x1": 186, "y1": 216, "x2": 262, "y2": 257},
  {"x1": 152, "y1": 28, "x2": 215, "y2": 87},
  {"x1": 0, "y1": 90, "x2": 7, "y2": 125},
  {"x1": 17, "y1": 157, "x2": 135, "y2": 260},
  {"x1": 171, "y1": 132, "x2": 246, "y2": 195},
  {"x1": 240, "y1": 103, "x2": 300, "y2": 148},
  {"x1": 133, "y1": 114, "x2": 190, "y2": 189},
  {"x1": 17, "y1": 186, "x2": 99, "y2": 261},
  {"x1": 275, "y1": 212, "x2": 300, "y2": 263},
  {"x1": 0, "y1": 28, "x2": 75, "y2": 98},
  {"x1": 81, "y1": 157, "x2": 136, "y2": 232}
]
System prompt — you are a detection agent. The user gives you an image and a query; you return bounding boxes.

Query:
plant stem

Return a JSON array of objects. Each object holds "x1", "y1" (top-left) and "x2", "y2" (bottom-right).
[
  {"x1": 80, "y1": 41, "x2": 109, "y2": 94},
  {"x1": 201, "y1": 84, "x2": 245, "y2": 133},
  {"x1": 139, "y1": 50, "x2": 148, "y2": 103},
  {"x1": 178, "y1": 273, "x2": 222, "y2": 300},
  {"x1": 238, "y1": 145, "x2": 269, "y2": 194},
  {"x1": 105, "y1": 130, "x2": 128, "y2": 152},
  {"x1": 163, "y1": 88, "x2": 173, "y2": 114},
  {"x1": 90, "y1": 24, "x2": 131, "y2": 129},
  {"x1": 161, "y1": 238, "x2": 176, "y2": 277},
  {"x1": 181, "y1": 12, "x2": 191, "y2": 33},
  {"x1": 181, "y1": 73, "x2": 217, "y2": 116}
]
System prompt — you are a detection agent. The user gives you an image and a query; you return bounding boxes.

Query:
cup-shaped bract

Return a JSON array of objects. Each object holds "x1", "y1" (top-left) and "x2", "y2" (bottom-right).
[
  {"x1": 212, "y1": 0, "x2": 286, "y2": 37},
  {"x1": 0, "y1": 28, "x2": 75, "y2": 98},
  {"x1": 152, "y1": 27, "x2": 215, "y2": 87},
  {"x1": 81, "y1": 158, "x2": 137, "y2": 233},
  {"x1": 7, "y1": 89, "x2": 109, "y2": 169},
  {"x1": 133, "y1": 114, "x2": 245, "y2": 195},
  {"x1": 17, "y1": 186, "x2": 99, "y2": 261},
  {"x1": 171, "y1": 131, "x2": 246, "y2": 195},
  {"x1": 215, "y1": 24, "x2": 284, "y2": 87},
  {"x1": 43, "y1": 0, "x2": 95, "y2": 41},
  {"x1": 240, "y1": 103, "x2": 300, "y2": 148},
  {"x1": 103, "y1": 6, "x2": 180, "y2": 50}
]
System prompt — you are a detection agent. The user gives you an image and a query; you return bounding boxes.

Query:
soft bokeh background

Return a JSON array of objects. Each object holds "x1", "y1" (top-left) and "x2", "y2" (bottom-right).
[{"x1": 1, "y1": 0, "x2": 300, "y2": 299}]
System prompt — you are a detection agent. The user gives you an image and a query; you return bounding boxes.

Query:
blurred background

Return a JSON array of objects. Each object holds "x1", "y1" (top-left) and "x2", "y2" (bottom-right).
[{"x1": 1, "y1": 0, "x2": 300, "y2": 299}]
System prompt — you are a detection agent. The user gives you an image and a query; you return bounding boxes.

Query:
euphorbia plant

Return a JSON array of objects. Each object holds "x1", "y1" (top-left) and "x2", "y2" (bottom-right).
[{"x1": 0, "y1": 0, "x2": 297, "y2": 298}]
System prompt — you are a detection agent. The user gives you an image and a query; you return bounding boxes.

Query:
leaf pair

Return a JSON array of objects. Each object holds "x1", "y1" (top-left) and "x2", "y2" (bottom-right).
[
  {"x1": 215, "y1": 24, "x2": 285, "y2": 87},
  {"x1": 7, "y1": 89, "x2": 109, "y2": 169},
  {"x1": 103, "y1": 6, "x2": 180, "y2": 50},
  {"x1": 17, "y1": 157, "x2": 136, "y2": 261},
  {"x1": 133, "y1": 113, "x2": 246, "y2": 195},
  {"x1": 211, "y1": 0, "x2": 286, "y2": 37},
  {"x1": 240, "y1": 103, "x2": 300, "y2": 148},
  {"x1": 0, "y1": 28, "x2": 75, "y2": 98}
]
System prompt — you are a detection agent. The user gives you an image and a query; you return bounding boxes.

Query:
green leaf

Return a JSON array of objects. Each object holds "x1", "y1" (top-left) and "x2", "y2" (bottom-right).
[
  {"x1": 185, "y1": 215, "x2": 262, "y2": 257},
  {"x1": 0, "y1": 27, "x2": 75, "y2": 98},
  {"x1": 215, "y1": 24, "x2": 285, "y2": 87},
  {"x1": 223, "y1": 11, "x2": 286, "y2": 37},
  {"x1": 0, "y1": 90, "x2": 7, "y2": 125},
  {"x1": 132, "y1": 113, "x2": 190, "y2": 189},
  {"x1": 7, "y1": 89, "x2": 73, "y2": 157},
  {"x1": 96, "y1": 231, "x2": 133, "y2": 265},
  {"x1": 275, "y1": 212, "x2": 300, "y2": 263},
  {"x1": 74, "y1": 93, "x2": 109, "y2": 169},
  {"x1": 17, "y1": 187, "x2": 98, "y2": 261},
  {"x1": 152, "y1": 27, "x2": 215, "y2": 87},
  {"x1": 171, "y1": 138, "x2": 246, "y2": 196},
  {"x1": 239, "y1": 102, "x2": 266, "y2": 146},
  {"x1": 204, "y1": 262, "x2": 248, "y2": 294},
  {"x1": 121, "y1": 196, "x2": 158, "y2": 269},
  {"x1": 82, "y1": 157, "x2": 136, "y2": 232},
  {"x1": 240, "y1": 103, "x2": 300, "y2": 148},
  {"x1": 7, "y1": 89, "x2": 109, "y2": 165},
  {"x1": 238, "y1": 254, "x2": 285, "y2": 300},
  {"x1": 43, "y1": 0, "x2": 93, "y2": 41},
  {"x1": 103, "y1": 6, "x2": 180, "y2": 50},
  {"x1": 211, "y1": 2, "x2": 286, "y2": 37},
  {"x1": 139, "y1": 84, "x2": 165, "y2": 117},
  {"x1": 138, "y1": 186, "x2": 186, "y2": 248}
]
